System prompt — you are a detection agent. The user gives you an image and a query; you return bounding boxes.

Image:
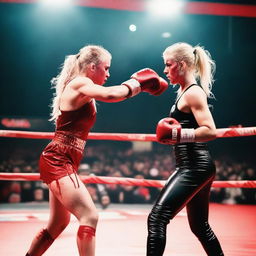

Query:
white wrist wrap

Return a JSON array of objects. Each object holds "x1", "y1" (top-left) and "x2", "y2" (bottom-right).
[
  {"x1": 171, "y1": 128, "x2": 179, "y2": 142},
  {"x1": 122, "y1": 79, "x2": 141, "y2": 97},
  {"x1": 180, "y1": 129, "x2": 195, "y2": 143}
]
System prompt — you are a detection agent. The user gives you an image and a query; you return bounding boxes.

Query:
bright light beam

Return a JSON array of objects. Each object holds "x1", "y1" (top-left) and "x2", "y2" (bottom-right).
[
  {"x1": 148, "y1": 0, "x2": 185, "y2": 17},
  {"x1": 39, "y1": 0, "x2": 73, "y2": 8}
]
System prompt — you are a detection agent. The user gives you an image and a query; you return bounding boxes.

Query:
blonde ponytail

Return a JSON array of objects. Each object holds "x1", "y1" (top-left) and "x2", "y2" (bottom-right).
[
  {"x1": 49, "y1": 55, "x2": 79, "y2": 122},
  {"x1": 193, "y1": 46, "x2": 216, "y2": 98}
]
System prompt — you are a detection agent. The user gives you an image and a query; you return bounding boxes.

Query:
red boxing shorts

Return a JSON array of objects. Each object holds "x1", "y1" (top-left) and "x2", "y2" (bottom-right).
[{"x1": 39, "y1": 132, "x2": 86, "y2": 184}]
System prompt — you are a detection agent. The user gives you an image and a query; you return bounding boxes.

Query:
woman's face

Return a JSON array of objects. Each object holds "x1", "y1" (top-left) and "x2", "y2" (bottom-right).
[
  {"x1": 91, "y1": 57, "x2": 111, "y2": 85},
  {"x1": 163, "y1": 58, "x2": 181, "y2": 85}
]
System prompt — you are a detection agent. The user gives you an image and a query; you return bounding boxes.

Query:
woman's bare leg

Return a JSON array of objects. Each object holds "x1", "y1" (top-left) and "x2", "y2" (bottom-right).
[
  {"x1": 48, "y1": 174, "x2": 98, "y2": 256},
  {"x1": 26, "y1": 190, "x2": 71, "y2": 256}
]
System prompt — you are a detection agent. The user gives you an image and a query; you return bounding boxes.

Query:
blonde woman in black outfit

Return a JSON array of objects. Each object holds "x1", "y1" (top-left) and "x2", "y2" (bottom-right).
[{"x1": 147, "y1": 42, "x2": 224, "y2": 256}]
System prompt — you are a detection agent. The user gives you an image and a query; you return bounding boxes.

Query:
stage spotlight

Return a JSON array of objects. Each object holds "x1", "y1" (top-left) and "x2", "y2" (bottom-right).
[
  {"x1": 162, "y1": 32, "x2": 172, "y2": 38},
  {"x1": 148, "y1": 0, "x2": 184, "y2": 17},
  {"x1": 39, "y1": 0, "x2": 72, "y2": 8},
  {"x1": 129, "y1": 24, "x2": 137, "y2": 32}
]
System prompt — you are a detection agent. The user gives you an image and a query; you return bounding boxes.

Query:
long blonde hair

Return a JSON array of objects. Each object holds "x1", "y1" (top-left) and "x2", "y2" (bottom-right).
[
  {"x1": 163, "y1": 42, "x2": 216, "y2": 97},
  {"x1": 50, "y1": 45, "x2": 112, "y2": 122}
]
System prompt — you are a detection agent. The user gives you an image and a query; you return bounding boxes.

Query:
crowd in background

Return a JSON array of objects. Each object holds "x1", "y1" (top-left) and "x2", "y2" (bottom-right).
[{"x1": 0, "y1": 140, "x2": 255, "y2": 207}]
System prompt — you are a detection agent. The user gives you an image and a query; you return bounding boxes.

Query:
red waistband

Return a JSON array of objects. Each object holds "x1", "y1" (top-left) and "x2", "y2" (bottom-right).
[{"x1": 53, "y1": 132, "x2": 86, "y2": 151}]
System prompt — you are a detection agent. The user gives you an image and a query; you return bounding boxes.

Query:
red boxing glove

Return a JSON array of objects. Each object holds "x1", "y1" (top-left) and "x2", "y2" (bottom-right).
[
  {"x1": 153, "y1": 77, "x2": 170, "y2": 96},
  {"x1": 156, "y1": 117, "x2": 195, "y2": 144},
  {"x1": 122, "y1": 68, "x2": 168, "y2": 97}
]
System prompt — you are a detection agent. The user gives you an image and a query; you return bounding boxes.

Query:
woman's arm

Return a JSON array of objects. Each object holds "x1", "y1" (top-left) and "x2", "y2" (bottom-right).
[
  {"x1": 71, "y1": 68, "x2": 168, "y2": 103},
  {"x1": 185, "y1": 86, "x2": 216, "y2": 142},
  {"x1": 73, "y1": 77, "x2": 130, "y2": 103}
]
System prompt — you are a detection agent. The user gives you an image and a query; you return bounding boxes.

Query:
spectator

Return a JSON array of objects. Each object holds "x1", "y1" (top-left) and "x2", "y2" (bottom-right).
[{"x1": 8, "y1": 192, "x2": 21, "y2": 203}]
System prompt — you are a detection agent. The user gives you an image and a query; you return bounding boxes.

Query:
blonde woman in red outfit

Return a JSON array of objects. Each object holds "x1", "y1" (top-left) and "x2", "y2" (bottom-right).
[{"x1": 25, "y1": 45, "x2": 168, "y2": 256}]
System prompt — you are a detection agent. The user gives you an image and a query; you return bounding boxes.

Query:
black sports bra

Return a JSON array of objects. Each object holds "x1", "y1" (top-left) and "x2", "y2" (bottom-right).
[{"x1": 169, "y1": 84, "x2": 201, "y2": 129}]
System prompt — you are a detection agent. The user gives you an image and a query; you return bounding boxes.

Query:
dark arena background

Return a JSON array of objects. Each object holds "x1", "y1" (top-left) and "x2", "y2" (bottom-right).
[{"x1": 0, "y1": 0, "x2": 256, "y2": 255}]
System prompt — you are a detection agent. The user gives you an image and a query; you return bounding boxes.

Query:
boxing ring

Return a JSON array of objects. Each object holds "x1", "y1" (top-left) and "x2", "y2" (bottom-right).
[{"x1": 0, "y1": 128, "x2": 256, "y2": 256}]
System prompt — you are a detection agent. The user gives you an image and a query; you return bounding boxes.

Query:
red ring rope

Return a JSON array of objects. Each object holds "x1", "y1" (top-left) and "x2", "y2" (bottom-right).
[
  {"x1": 0, "y1": 126, "x2": 256, "y2": 141},
  {"x1": 0, "y1": 173, "x2": 255, "y2": 188},
  {"x1": 1, "y1": 128, "x2": 255, "y2": 188}
]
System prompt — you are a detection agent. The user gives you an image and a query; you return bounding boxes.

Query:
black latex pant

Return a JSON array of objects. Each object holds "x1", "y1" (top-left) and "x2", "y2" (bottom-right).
[{"x1": 147, "y1": 167, "x2": 224, "y2": 256}]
